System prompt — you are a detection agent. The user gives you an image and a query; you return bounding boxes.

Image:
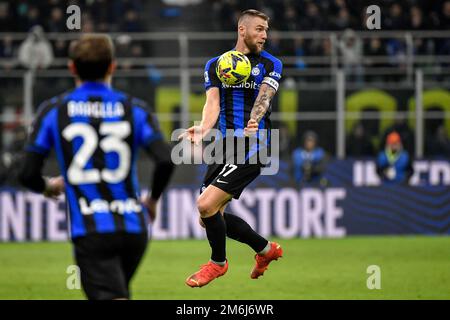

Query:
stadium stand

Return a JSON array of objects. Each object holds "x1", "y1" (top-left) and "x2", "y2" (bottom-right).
[{"x1": 0, "y1": 0, "x2": 449, "y2": 162}]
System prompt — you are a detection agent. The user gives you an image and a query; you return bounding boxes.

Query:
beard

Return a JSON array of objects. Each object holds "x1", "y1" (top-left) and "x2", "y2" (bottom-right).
[{"x1": 244, "y1": 35, "x2": 263, "y2": 53}]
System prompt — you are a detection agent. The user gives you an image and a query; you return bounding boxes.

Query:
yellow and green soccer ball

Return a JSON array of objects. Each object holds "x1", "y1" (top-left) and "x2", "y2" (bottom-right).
[{"x1": 216, "y1": 50, "x2": 251, "y2": 86}]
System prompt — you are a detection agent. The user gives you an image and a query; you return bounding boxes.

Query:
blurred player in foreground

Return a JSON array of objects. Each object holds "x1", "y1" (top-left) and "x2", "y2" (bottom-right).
[
  {"x1": 180, "y1": 9, "x2": 283, "y2": 287},
  {"x1": 19, "y1": 34, "x2": 174, "y2": 299}
]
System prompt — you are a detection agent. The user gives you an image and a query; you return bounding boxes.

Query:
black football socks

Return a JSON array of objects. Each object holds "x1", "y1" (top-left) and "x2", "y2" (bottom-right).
[
  {"x1": 201, "y1": 212, "x2": 227, "y2": 265},
  {"x1": 223, "y1": 212, "x2": 269, "y2": 253}
]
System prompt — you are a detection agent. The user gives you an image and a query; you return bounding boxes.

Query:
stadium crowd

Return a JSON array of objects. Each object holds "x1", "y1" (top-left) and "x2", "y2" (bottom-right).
[
  {"x1": 0, "y1": 0, "x2": 449, "y2": 185},
  {"x1": 0, "y1": 0, "x2": 147, "y2": 65},
  {"x1": 210, "y1": 0, "x2": 450, "y2": 32},
  {"x1": 0, "y1": 0, "x2": 144, "y2": 33},
  {"x1": 1, "y1": 0, "x2": 449, "y2": 72}
]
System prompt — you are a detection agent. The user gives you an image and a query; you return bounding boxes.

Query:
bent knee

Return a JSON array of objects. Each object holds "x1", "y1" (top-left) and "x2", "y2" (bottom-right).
[{"x1": 197, "y1": 198, "x2": 218, "y2": 217}]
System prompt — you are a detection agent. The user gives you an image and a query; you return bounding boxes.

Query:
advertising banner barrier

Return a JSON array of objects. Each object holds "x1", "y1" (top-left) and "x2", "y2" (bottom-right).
[{"x1": 0, "y1": 160, "x2": 449, "y2": 241}]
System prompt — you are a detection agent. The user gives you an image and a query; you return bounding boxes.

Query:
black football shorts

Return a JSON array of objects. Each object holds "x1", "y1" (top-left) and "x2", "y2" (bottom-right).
[
  {"x1": 201, "y1": 162, "x2": 262, "y2": 199},
  {"x1": 72, "y1": 232, "x2": 148, "y2": 300}
]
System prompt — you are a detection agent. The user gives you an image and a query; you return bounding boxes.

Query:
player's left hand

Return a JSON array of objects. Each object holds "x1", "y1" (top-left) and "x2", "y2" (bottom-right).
[
  {"x1": 141, "y1": 195, "x2": 158, "y2": 223},
  {"x1": 244, "y1": 119, "x2": 259, "y2": 137},
  {"x1": 43, "y1": 176, "x2": 65, "y2": 200}
]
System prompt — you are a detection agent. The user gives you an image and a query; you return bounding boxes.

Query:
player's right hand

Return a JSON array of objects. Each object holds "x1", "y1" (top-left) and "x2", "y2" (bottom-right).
[
  {"x1": 141, "y1": 195, "x2": 158, "y2": 223},
  {"x1": 178, "y1": 125, "x2": 204, "y2": 145},
  {"x1": 43, "y1": 176, "x2": 65, "y2": 200}
]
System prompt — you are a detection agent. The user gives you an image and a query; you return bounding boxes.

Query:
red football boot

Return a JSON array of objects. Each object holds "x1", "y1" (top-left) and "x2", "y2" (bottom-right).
[
  {"x1": 251, "y1": 242, "x2": 283, "y2": 279},
  {"x1": 186, "y1": 260, "x2": 229, "y2": 288}
]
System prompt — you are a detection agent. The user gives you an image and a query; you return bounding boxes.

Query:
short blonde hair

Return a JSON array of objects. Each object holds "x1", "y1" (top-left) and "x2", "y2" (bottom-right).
[{"x1": 238, "y1": 9, "x2": 270, "y2": 25}]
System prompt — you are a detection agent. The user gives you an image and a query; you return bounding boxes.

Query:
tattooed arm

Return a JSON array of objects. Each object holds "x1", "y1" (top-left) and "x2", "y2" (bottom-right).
[{"x1": 244, "y1": 83, "x2": 277, "y2": 136}]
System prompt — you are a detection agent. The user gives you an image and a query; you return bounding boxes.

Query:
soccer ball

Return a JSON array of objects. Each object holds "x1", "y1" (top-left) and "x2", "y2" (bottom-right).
[{"x1": 216, "y1": 50, "x2": 251, "y2": 86}]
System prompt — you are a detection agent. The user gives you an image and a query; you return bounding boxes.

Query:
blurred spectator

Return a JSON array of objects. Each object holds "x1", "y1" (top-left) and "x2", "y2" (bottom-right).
[
  {"x1": 365, "y1": 37, "x2": 387, "y2": 81},
  {"x1": 293, "y1": 36, "x2": 307, "y2": 70},
  {"x1": 23, "y1": 5, "x2": 41, "y2": 31},
  {"x1": 300, "y1": 2, "x2": 325, "y2": 30},
  {"x1": 81, "y1": 15, "x2": 95, "y2": 33},
  {"x1": 384, "y1": 3, "x2": 407, "y2": 30},
  {"x1": 409, "y1": 6, "x2": 434, "y2": 56},
  {"x1": 283, "y1": 5, "x2": 300, "y2": 31},
  {"x1": 41, "y1": 0, "x2": 63, "y2": 13},
  {"x1": 53, "y1": 39, "x2": 68, "y2": 58},
  {"x1": 381, "y1": 115, "x2": 415, "y2": 156},
  {"x1": 0, "y1": 2, "x2": 13, "y2": 32},
  {"x1": 426, "y1": 125, "x2": 450, "y2": 157},
  {"x1": 332, "y1": 8, "x2": 353, "y2": 30},
  {"x1": 376, "y1": 131, "x2": 413, "y2": 184},
  {"x1": 386, "y1": 38, "x2": 407, "y2": 80},
  {"x1": 329, "y1": 0, "x2": 348, "y2": 14},
  {"x1": 47, "y1": 7, "x2": 65, "y2": 32},
  {"x1": 18, "y1": 25, "x2": 54, "y2": 69},
  {"x1": 439, "y1": 0, "x2": 450, "y2": 29},
  {"x1": 0, "y1": 126, "x2": 27, "y2": 186},
  {"x1": 121, "y1": 43, "x2": 144, "y2": 70},
  {"x1": 346, "y1": 122, "x2": 375, "y2": 157},
  {"x1": 0, "y1": 35, "x2": 15, "y2": 58},
  {"x1": 409, "y1": 6, "x2": 427, "y2": 30},
  {"x1": 121, "y1": 10, "x2": 143, "y2": 32},
  {"x1": 292, "y1": 131, "x2": 328, "y2": 186},
  {"x1": 366, "y1": 38, "x2": 386, "y2": 66},
  {"x1": 113, "y1": 0, "x2": 144, "y2": 21},
  {"x1": 89, "y1": 0, "x2": 112, "y2": 26},
  {"x1": 339, "y1": 29, "x2": 363, "y2": 84}
]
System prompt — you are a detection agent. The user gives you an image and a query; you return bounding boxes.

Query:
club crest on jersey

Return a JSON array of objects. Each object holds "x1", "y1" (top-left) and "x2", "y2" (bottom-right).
[{"x1": 251, "y1": 66, "x2": 260, "y2": 76}]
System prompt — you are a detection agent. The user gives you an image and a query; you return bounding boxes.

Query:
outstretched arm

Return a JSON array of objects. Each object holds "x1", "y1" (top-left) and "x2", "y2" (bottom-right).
[
  {"x1": 179, "y1": 87, "x2": 220, "y2": 144},
  {"x1": 245, "y1": 83, "x2": 277, "y2": 136}
]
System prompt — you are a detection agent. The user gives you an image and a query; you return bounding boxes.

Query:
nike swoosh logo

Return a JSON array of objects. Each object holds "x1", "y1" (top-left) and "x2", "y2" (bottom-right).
[{"x1": 216, "y1": 178, "x2": 228, "y2": 184}]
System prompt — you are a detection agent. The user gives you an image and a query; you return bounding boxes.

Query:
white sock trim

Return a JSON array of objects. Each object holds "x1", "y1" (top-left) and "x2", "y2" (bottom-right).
[
  {"x1": 258, "y1": 241, "x2": 271, "y2": 255},
  {"x1": 210, "y1": 259, "x2": 226, "y2": 266}
]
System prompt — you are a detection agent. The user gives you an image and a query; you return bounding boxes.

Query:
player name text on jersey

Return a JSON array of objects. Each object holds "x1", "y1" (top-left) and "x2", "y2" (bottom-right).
[{"x1": 68, "y1": 101, "x2": 125, "y2": 118}]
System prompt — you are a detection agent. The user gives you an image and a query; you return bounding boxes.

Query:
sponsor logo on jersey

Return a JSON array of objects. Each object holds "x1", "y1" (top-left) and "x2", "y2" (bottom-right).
[
  {"x1": 269, "y1": 71, "x2": 282, "y2": 80},
  {"x1": 204, "y1": 71, "x2": 209, "y2": 83},
  {"x1": 221, "y1": 81, "x2": 260, "y2": 90},
  {"x1": 79, "y1": 197, "x2": 142, "y2": 215}
]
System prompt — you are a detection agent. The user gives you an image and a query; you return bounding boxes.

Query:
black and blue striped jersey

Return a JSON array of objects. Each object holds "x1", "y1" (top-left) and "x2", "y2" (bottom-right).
[
  {"x1": 204, "y1": 50, "x2": 282, "y2": 145},
  {"x1": 26, "y1": 82, "x2": 163, "y2": 239}
]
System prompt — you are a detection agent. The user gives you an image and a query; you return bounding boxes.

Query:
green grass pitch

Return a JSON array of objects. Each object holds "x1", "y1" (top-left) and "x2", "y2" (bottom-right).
[{"x1": 0, "y1": 236, "x2": 449, "y2": 299}]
